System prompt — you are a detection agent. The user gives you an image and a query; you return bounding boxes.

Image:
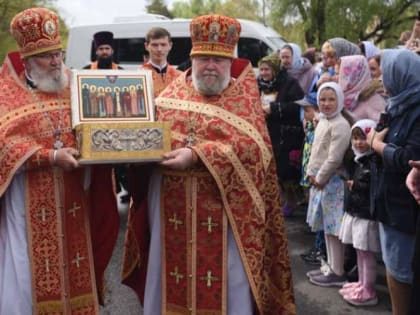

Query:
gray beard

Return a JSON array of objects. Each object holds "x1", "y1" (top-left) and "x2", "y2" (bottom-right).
[
  {"x1": 27, "y1": 60, "x2": 69, "y2": 93},
  {"x1": 191, "y1": 71, "x2": 230, "y2": 96}
]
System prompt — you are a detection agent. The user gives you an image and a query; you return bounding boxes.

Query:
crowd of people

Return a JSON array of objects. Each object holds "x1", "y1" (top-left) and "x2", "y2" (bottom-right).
[
  {"x1": 0, "y1": 5, "x2": 419, "y2": 315},
  {"x1": 256, "y1": 15, "x2": 420, "y2": 314}
]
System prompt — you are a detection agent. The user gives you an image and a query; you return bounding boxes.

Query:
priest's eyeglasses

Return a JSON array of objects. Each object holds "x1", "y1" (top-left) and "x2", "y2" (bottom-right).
[{"x1": 35, "y1": 51, "x2": 64, "y2": 61}]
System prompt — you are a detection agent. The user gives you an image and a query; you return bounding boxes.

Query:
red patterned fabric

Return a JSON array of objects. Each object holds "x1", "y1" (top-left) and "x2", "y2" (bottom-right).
[
  {"x1": 0, "y1": 52, "x2": 119, "y2": 313},
  {"x1": 122, "y1": 58, "x2": 295, "y2": 314},
  {"x1": 190, "y1": 14, "x2": 241, "y2": 58},
  {"x1": 140, "y1": 63, "x2": 181, "y2": 98},
  {"x1": 10, "y1": 7, "x2": 62, "y2": 57}
]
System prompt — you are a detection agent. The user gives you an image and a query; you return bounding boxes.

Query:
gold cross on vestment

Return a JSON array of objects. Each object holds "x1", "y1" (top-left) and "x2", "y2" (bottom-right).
[
  {"x1": 68, "y1": 202, "x2": 81, "y2": 217},
  {"x1": 169, "y1": 266, "x2": 184, "y2": 284},
  {"x1": 44, "y1": 257, "x2": 57, "y2": 273},
  {"x1": 72, "y1": 252, "x2": 86, "y2": 268},
  {"x1": 169, "y1": 213, "x2": 183, "y2": 231},
  {"x1": 36, "y1": 207, "x2": 49, "y2": 222},
  {"x1": 199, "y1": 270, "x2": 219, "y2": 287},
  {"x1": 200, "y1": 216, "x2": 219, "y2": 234}
]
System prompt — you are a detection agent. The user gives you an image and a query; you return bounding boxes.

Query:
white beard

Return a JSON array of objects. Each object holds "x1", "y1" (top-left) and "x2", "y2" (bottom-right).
[
  {"x1": 27, "y1": 59, "x2": 69, "y2": 93},
  {"x1": 191, "y1": 68, "x2": 230, "y2": 96}
]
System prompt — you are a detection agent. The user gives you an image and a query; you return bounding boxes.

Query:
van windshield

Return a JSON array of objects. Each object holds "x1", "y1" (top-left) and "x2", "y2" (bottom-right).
[{"x1": 100, "y1": 36, "x2": 282, "y2": 68}]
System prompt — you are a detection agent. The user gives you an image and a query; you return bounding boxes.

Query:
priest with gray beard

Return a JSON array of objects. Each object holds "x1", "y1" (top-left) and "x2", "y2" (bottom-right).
[{"x1": 0, "y1": 7, "x2": 119, "y2": 314}]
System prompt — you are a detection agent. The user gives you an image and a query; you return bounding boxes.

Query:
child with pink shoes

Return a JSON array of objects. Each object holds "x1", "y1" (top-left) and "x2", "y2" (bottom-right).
[{"x1": 338, "y1": 119, "x2": 381, "y2": 306}]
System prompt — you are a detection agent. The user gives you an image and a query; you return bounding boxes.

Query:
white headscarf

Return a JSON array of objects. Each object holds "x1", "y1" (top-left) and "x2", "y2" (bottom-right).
[
  {"x1": 351, "y1": 119, "x2": 376, "y2": 161},
  {"x1": 362, "y1": 41, "x2": 380, "y2": 59},
  {"x1": 317, "y1": 81, "x2": 344, "y2": 119}
]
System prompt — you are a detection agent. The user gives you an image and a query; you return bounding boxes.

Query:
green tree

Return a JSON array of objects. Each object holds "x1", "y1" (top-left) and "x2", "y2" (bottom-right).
[
  {"x1": 269, "y1": 0, "x2": 419, "y2": 48},
  {"x1": 146, "y1": 0, "x2": 173, "y2": 18},
  {"x1": 172, "y1": 0, "x2": 262, "y2": 19}
]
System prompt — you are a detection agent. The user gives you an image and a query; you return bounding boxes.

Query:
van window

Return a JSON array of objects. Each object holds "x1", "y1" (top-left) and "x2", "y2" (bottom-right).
[
  {"x1": 89, "y1": 37, "x2": 276, "y2": 67},
  {"x1": 237, "y1": 38, "x2": 272, "y2": 67},
  {"x1": 90, "y1": 37, "x2": 193, "y2": 66}
]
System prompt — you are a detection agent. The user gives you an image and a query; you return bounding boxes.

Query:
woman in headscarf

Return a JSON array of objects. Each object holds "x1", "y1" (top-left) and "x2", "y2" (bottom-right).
[
  {"x1": 358, "y1": 41, "x2": 381, "y2": 60},
  {"x1": 315, "y1": 37, "x2": 361, "y2": 89},
  {"x1": 258, "y1": 54, "x2": 304, "y2": 216},
  {"x1": 337, "y1": 55, "x2": 386, "y2": 122},
  {"x1": 279, "y1": 43, "x2": 317, "y2": 95},
  {"x1": 366, "y1": 49, "x2": 420, "y2": 315}
]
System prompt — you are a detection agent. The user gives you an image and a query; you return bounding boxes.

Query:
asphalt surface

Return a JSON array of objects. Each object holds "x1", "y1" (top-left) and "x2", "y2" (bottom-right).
[{"x1": 100, "y1": 196, "x2": 392, "y2": 315}]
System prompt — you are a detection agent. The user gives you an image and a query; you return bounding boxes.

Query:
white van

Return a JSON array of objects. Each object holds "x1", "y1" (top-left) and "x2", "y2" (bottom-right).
[{"x1": 65, "y1": 17, "x2": 287, "y2": 70}]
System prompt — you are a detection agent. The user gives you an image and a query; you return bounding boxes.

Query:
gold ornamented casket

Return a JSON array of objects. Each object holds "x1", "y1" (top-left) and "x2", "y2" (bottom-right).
[{"x1": 71, "y1": 69, "x2": 170, "y2": 164}]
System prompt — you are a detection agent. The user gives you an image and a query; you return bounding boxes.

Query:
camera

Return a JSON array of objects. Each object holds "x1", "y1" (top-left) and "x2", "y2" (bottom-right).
[{"x1": 375, "y1": 112, "x2": 390, "y2": 132}]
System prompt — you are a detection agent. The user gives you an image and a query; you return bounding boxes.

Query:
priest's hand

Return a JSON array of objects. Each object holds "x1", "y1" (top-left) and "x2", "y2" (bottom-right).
[
  {"x1": 51, "y1": 148, "x2": 80, "y2": 171},
  {"x1": 161, "y1": 148, "x2": 195, "y2": 170}
]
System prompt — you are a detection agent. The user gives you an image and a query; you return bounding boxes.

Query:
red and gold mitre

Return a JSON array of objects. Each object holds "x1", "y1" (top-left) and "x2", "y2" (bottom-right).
[
  {"x1": 10, "y1": 7, "x2": 62, "y2": 58},
  {"x1": 190, "y1": 14, "x2": 241, "y2": 59}
]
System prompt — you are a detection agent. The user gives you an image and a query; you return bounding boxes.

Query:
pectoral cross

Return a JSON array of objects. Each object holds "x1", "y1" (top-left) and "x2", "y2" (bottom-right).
[
  {"x1": 53, "y1": 130, "x2": 63, "y2": 149},
  {"x1": 185, "y1": 131, "x2": 195, "y2": 147}
]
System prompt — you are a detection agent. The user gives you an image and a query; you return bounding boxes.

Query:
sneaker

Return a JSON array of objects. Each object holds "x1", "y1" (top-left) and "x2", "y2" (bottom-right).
[
  {"x1": 306, "y1": 268, "x2": 322, "y2": 278},
  {"x1": 302, "y1": 250, "x2": 326, "y2": 266},
  {"x1": 306, "y1": 261, "x2": 330, "y2": 278},
  {"x1": 301, "y1": 250, "x2": 320, "y2": 265},
  {"x1": 300, "y1": 247, "x2": 316, "y2": 259},
  {"x1": 310, "y1": 270, "x2": 348, "y2": 287}
]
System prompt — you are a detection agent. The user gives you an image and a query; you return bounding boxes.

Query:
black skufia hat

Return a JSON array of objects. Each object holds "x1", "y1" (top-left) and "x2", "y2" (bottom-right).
[{"x1": 93, "y1": 31, "x2": 114, "y2": 48}]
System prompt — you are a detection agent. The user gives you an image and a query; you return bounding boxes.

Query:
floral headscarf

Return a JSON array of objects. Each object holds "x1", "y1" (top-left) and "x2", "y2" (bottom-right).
[
  {"x1": 339, "y1": 55, "x2": 371, "y2": 112},
  {"x1": 317, "y1": 81, "x2": 344, "y2": 119}
]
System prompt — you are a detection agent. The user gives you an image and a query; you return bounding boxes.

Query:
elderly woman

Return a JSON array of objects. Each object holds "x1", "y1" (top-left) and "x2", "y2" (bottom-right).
[
  {"x1": 316, "y1": 37, "x2": 361, "y2": 88},
  {"x1": 279, "y1": 43, "x2": 317, "y2": 95},
  {"x1": 257, "y1": 54, "x2": 304, "y2": 216}
]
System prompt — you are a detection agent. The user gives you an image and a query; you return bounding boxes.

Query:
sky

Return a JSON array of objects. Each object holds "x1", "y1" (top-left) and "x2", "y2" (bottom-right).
[{"x1": 56, "y1": 0, "x2": 153, "y2": 26}]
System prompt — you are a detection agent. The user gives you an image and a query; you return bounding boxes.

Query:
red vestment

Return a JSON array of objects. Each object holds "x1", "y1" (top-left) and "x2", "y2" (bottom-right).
[
  {"x1": 123, "y1": 59, "x2": 295, "y2": 314},
  {"x1": 0, "y1": 52, "x2": 119, "y2": 314},
  {"x1": 140, "y1": 63, "x2": 181, "y2": 98}
]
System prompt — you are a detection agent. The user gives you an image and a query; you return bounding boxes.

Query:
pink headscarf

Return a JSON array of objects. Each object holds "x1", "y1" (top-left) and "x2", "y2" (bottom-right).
[{"x1": 338, "y1": 55, "x2": 371, "y2": 112}]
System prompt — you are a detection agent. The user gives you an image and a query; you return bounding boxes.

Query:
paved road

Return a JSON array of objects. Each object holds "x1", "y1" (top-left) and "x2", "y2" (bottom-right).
[{"x1": 100, "y1": 201, "x2": 392, "y2": 314}]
